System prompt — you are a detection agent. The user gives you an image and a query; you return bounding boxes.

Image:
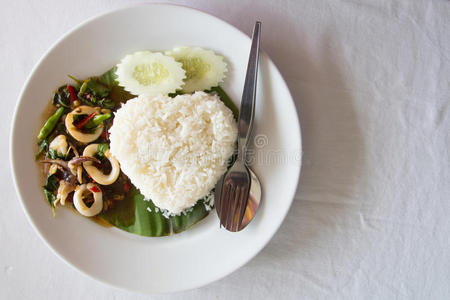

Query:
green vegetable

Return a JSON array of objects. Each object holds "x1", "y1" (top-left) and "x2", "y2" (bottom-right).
[
  {"x1": 71, "y1": 114, "x2": 85, "y2": 123},
  {"x1": 96, "y1": 143, "x2": 109, "y2": 157},
  {"x1": 35, "y1": 139, "x2": 49, "y2": 160},
  {"x1": 68, "y1": 75, "x2": 82, "y2": 87},
  {"x1": 43, "y1": 188, "x2": 56, "y2": 216},
  {"x1": 43, "y1": 174, "x2": 59, "y2": 216},
  {"x1": 98, "y1": 98, "x2": 116, "y2": 109},
  {"x1": 115, "y1": 51, "x2": 186, "y2": 97},
  {"x1": 78, "y1": 77, "x2": 113, "y2": 107},
  {"x1": 44, "y1": 173, "x2": 59, "y2": 192},
  {"x1": 47, "y1": 148, "x2": 67, "y2": 160},
  {"x1": 47, "y1": 148, "x2": 58, "y2": 160},
  {"x1": 52, "y1": 86, "x2": 71, "y2": 108},
  {"x1": 86, "y1": 79, "x2": 110, "y2": 97},
  {"x1": 37, "y1": 107, "x2": 64, "y2": 140},
  {"x1": 78, "y1": 80, "x2": 88, "y2": 97},
  {"x1": 99, "y1": 67, "x2": 135, "y2": 104},
  {"x1": 98, "y1": 66, "x2": 118, "y2": 87},
  {"x1": 84, "y1": 113, "x2": 111, "y2": 129},
  {"x1": 165, "y1": 46, "x2": 227, "y2": 93}
]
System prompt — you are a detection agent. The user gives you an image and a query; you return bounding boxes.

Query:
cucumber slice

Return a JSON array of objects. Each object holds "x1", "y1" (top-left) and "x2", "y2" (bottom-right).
[
  {"x1": 115, "y1": 51, "x2": 186, "y2": 97},
  {"x1": 165, "y1": 47, "x2": 227, "y2": 93}
]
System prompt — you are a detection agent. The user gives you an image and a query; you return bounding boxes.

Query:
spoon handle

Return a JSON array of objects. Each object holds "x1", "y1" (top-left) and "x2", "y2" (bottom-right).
[{"x1": 238, "y1": 22, "x2": 261, "y2": 159}]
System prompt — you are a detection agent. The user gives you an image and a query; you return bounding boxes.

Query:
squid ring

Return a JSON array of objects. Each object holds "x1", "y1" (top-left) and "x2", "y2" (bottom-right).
[
  {"x1": 73, "y1": 183, "x2": 103, "y2": 217},
  {"x1": 82, "y1": 144, "x2": 120, "y2": 185}
]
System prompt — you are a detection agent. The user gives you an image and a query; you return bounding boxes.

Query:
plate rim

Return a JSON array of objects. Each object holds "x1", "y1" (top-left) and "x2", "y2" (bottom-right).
[{"x1": 10, "y1": 3, "x2": 302, "y2": 294}]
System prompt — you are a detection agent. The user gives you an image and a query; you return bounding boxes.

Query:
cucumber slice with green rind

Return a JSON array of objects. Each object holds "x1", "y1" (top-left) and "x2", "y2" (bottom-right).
[
  {"x1": 115, "y1": 51, "x2": 186, "y2": 97},
  {"x1": 165, "y1": 47, "x2": 227, "y2": 93}
]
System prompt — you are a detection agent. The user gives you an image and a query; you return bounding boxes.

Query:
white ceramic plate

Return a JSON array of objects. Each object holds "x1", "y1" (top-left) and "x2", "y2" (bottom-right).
[{"x1": 10, "y1": 4, "x2": 301, "y2": 294}]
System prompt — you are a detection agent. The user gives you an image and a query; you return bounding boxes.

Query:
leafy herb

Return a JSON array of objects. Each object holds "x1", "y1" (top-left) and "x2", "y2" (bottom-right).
[
  {"x1": 44, "y1": 174, "x2": 59, "y2": 192},
  {"x1": 100, "y1": 67, "x2": 135, "y2": 103},
  {"x1": 42, "y1": 173, "x2": 59, "y2": 216},
  {"x1": 98, "y1": 98, "x2": 115, "y2": 109},
  {"x1": 47, "y1": 148, "x2": 67, "y2": 160},
  {"x1": 43, "y1": 188, "x2": 57, "y2": 216},
  {"x1": 98, "y1": 66, "x2": 118, "y2": 87},
  {"x1": 68, "y1": 75, "x2": 83, "y2": 87},
  {"x1": 52, "y1": 86, "x2": 71, "y2": 108},
  {"x1": 97, "y1": 143, "x2": 109, "y2": 157},
  {"x1": 86, "y1": 79, "x2": 110, "y2": 97},
  {"x1": 47, "y1": 148, "x2": 58, "y2": 159},
  {"x1": 35, "y1": 139, "x2": 49, "y2": 160},
  {"x1": 77, "y1": 77, "x2": 115, "y2": 108}
]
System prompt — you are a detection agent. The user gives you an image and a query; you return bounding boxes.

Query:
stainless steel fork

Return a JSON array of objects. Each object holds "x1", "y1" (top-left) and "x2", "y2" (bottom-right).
[{"x1": 215, "y1": 21, "x2": 261, "y2": 232}]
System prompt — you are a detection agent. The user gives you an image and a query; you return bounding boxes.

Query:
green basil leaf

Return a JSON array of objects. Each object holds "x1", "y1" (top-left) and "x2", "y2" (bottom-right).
[
  {"x1": 35, "y1": 139, "x2": 49, "y2": 160},
  {"x1": 44, "y1": 174, "x2": 59, "y2": 192},
  {"x1": 86, "y1": 79, "x2": 110, "y2": 98},
  {"x1": 97, "y1": 143, "x2": 109, "y2": 157},
  {"x1": 99, "y1": 67, "x2": 135, "y2": 103},
  {"x1": 68, "y1": 75, "x2": 83, "y2": 87},
  {"x1": 47, "y1": 148, "x2": 57, "y2": 160},
  {"x1": 47, "y1": 148, "x2": 67, "y2": 160},
  {"x1": 43, "y1": 187, "x2": 56, "y2": 216},
  {"x1": 98, "y1": 98, "x2": 116, "y2": 109},
  {"x1": 98, "y1": 66, "x2": 118, "y2": 87}
]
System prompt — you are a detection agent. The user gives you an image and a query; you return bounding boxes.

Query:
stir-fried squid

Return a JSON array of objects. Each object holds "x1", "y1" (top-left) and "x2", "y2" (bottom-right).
[{"x1": 36, "y1": 77, "x2": 129, "y2": 218}]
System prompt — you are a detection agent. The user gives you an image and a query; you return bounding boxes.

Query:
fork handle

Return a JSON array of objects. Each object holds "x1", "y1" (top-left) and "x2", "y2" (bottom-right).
[{"x1": 238, "y1": 21, "x2": 261, "y2": 160}]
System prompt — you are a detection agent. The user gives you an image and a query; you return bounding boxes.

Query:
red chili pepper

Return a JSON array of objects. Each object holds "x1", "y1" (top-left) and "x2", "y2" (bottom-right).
[
  {"x1": 90, "y1": 185, "x2": 101, "y2": 193},
  {"x1": 88, "y1": 175, "x2": 96, "y2": 184},
  {"x1": 67, "y1": 85, "x2": 78, "y2": 103},
  {"x1": 124, "y1": 183, "x2": 130, "y2": 193},
  {"x1": 74, "y1": 112, "x2": 97, "y2": 129}
]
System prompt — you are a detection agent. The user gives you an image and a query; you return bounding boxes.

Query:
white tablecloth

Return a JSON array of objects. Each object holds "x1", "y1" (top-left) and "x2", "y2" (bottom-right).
[{"x1": 1, "y1": 0, "x2": 449, "y2": 299}]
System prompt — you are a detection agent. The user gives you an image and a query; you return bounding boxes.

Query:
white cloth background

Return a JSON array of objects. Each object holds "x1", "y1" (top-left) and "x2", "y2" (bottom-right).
[{"x1": 1, "y1": 0, "x2": 449, "y2": 299}]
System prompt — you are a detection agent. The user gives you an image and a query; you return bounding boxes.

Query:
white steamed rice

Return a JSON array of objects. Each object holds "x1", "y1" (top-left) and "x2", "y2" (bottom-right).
[{"x1": 109, "y1": 91, "x2": 237, "y2": 214}]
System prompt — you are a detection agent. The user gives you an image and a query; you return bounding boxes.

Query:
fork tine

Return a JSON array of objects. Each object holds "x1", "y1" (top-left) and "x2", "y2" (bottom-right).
[
  {"x1": 220, "y1": 182, "x2": 230, "y2": 228},
  {"x1": 237, "y1": 185, "x2": 249, "y2": 230},
  {"x1": 225, "y1": 184, "x2": 236, "y2": 230},
  {"x1": 230, "y1": 185, "x2": 241, "y2": 231},
  {"x1": 219, "y1": 183, "x2": 229, "y2": 227}
]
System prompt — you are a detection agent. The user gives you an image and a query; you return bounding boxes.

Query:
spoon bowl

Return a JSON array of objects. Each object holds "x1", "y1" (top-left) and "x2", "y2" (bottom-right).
[{"x1": 238, "y1": 167, "x2": 262, "y2": 230}]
